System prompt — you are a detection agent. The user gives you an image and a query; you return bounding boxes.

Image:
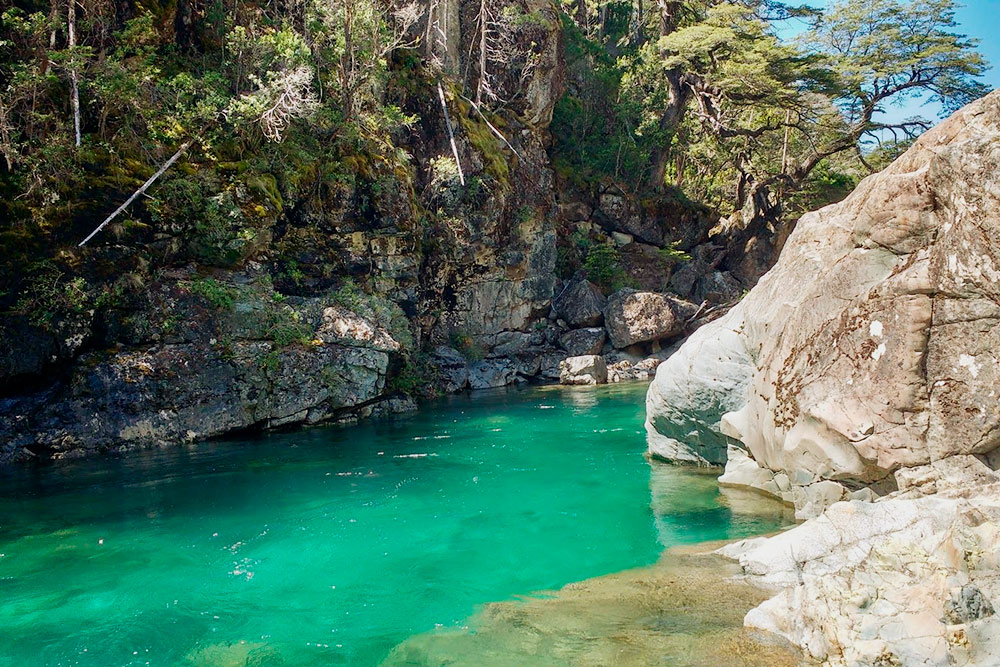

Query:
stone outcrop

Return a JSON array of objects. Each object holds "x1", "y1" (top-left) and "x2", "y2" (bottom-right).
[
  {"x1": 646, "y1": 91, "x2": 1000, "y2": 517},
  {"x1": 604, "y1": 289, "x2": 696, "y2": 349},
  {"x1": 558, "y1": 327, "x2": 605, "y2": 356},
  {"x1": 720, "y1": 479, "x2": 1000, "y2": 666},
  {"x1": 0, "y1": 271, "x2": 417, "y2": 463}
]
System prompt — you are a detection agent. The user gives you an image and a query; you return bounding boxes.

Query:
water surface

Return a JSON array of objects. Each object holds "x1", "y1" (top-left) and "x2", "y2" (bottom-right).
[{"x1": 0, "y1": 382, "x2": 786, "y2": 666}]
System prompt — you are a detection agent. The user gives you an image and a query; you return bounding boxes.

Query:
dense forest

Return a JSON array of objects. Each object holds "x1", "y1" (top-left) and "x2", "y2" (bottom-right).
[{"x1": 0, "y1": 0, "x2": 988, "y2": 399}]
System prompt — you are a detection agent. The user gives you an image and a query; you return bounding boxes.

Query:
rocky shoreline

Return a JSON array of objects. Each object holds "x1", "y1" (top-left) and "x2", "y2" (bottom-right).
[{"x1": 0, "y1": 259, "x2": 716, "y2": 464}]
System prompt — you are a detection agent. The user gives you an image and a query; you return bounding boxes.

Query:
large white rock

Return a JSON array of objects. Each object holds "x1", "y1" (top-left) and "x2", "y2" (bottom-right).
[
  {"x1": 646, "y1": 91, "x2": 1000, "y2": 516},
  {"x1": 645, "y1": 307, "x2": 753, "y2": 466}
]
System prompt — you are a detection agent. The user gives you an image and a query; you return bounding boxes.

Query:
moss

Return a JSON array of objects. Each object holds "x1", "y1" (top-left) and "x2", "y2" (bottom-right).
[
  {"x1": 246, "y1": 173, "x2": 283, "y2": 212},
  {"x1": 456, "y1": 103, "x2": 511, "y2": 188}
]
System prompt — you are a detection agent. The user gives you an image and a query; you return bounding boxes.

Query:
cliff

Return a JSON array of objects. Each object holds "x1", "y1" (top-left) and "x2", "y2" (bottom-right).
[{"x1": 646, "y1": 91, "x2": 1000, "y2": 664}]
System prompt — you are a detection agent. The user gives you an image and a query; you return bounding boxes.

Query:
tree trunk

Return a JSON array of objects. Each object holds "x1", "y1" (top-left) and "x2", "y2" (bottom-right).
[
  {"x1": 68, "y1": 0, "x2": 81, "y2": 147},
  {"x1": 340, "y1": 2, "x2": 354, "y2": 119},
  {"x1": 476, "y1": 0, "x2": 487, "y2": 106},
  {"x1": 576, "y1": 0, "x2": 587, "y2": 30},
  {"x1": 79, "y1": 141, "x2": 192, "y2": 247},
  {"x1": 646, "y1": 70, "x2": 687, "y2": 189},
  {"x1": 645, "y1": 0, "x2": 686, "y2": 189}
]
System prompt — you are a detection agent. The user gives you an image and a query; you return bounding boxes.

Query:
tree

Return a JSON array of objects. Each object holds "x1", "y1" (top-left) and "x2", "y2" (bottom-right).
[{"x1": 632, "y1": 0, "x2": 988, "y2": 258}]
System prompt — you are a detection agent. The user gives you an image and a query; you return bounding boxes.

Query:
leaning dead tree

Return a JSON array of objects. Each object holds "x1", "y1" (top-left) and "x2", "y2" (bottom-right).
[
  {"x1": 254, "y1": 66, "x2": 320, "y2": 142},
  {"x1": 78, "y1": 141, "x2": 191, "y2": 246},
  {"x1": 437, "y1": 82, "x2": 465, "y2": 185}
]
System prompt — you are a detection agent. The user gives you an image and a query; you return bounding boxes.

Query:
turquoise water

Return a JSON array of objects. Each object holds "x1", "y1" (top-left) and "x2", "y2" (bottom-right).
[{"x1": 0, "y1": 383, "x2": 785, "y2": 666}]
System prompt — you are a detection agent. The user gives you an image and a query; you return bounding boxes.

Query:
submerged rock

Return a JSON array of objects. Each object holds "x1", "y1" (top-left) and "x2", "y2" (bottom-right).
[{"x1": 383, "y1": 544, "x2": 802, "y2": 667}]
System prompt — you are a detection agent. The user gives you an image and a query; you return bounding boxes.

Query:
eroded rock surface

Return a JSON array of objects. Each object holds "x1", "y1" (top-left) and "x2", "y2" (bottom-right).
[
  {"x1": 645, "y1": 91, "x2": 1000, "y2": 666},
  {"x1": 720, "y1": 482, "x2": 1000, "y2": 666},
  {"x1": 647, "y1": 91, "x2": 1000, "y2": 516}
]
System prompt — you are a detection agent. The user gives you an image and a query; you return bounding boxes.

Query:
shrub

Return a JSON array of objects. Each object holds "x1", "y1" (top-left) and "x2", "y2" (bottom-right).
[{"x1": 583, "y1": 243, "x2": 627, "y2": 293}]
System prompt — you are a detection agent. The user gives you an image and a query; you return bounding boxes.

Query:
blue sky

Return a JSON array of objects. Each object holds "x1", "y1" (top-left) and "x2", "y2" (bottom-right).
[{"x1": 779, "y1": 0, "x2": 1000, "y2": 125}]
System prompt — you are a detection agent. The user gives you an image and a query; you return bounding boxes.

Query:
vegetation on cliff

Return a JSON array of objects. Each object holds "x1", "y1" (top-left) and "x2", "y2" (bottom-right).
[{"x1": 0, "y1": 0, "x2": 989, "y2": 399}]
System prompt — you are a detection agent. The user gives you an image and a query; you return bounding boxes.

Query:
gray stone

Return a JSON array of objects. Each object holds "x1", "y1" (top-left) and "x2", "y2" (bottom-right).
[
  {"x1": 552, "y1": 280, "x2": 606, "y2": 328},
  {"x1": 604, "y1": 289, "x2": 696, "y2": 349},
  {"x1": 468, "y1": 359, "x2": 519, "y2": 389},
  {"x1": 429, "y1": 345, "x2": 469, "y2": 393},
  {"x1": 558, "y1": 328, "x2": 606, "y2": 356}
]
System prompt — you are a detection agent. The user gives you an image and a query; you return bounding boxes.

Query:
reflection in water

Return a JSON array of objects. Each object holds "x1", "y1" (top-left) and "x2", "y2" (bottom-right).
[{"x1": 648, "y1": 461, "x2": 793, "y2": 548}]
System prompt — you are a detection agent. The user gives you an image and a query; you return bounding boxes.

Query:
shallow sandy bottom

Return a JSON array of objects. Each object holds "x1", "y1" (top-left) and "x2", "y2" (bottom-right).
[{"x1": 383, "y1": 541, "x2": 804, "y2": 666}]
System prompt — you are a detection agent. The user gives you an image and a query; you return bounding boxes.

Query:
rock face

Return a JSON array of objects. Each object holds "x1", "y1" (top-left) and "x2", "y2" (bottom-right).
[
  {"x1": 558, "y1": 327, "x2": 606, "y2": 356},
  {"x1": 559, "y1": 355, "x2": 607, "y2": 385},
  {"x1": 646, "y1": 91, "x2": 1000, "y2": 516},
  {"x1": 0, "y1": 272, "x2": 411, "y2": 463},
  {"x1": 604, "y1": 289, "x2": 695, "y2": 349},
  {"x1": 645, "y1": 92, "x2": 1000, "y2": 666},
  {"x1": 552, "y1": 279, "x2": 606, "y2": 328},
  {"x1": 1, "y1": 338, "x2": 390, "y2": 462}
]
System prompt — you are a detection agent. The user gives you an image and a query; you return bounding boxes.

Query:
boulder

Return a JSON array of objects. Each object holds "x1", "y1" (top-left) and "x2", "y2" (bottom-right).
[
  {"x1": 559, "y1": 355, "x2": 608, "y2": 385},
  {"x1": 646, "y1": 91, "x2": 1000, "y2": 515},
  {"x1": 604, "y1": 289, "x2": 696, "y2": 349},
  {"x1": 558, "y1": 328, "x2": 606, "y2": 356},
  {"x1": 487, "y1": 331, "x2": 534, "y2": 357},
  {"x1": 552, "y1": 280, "x2": 606, "y2": 328}
]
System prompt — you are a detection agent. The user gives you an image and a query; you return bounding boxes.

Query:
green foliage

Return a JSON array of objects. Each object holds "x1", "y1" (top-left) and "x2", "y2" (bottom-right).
[
  {"x1": 15, "y1": 263, "x2": 89, "y2": 327},
  {"x1": 388, "y1": 354, "x2": 433, "y2": 397},
  {"x1": 583, "y1": 243, "x2": 628, "y2": 293},
  {"x1": 550, "y1": 15, "x2": 649, "y2": 188},
  {"x1": 268, "y1": 318, "x2": 312, "y2": 346},
  {"x1": 659, "y1": 242, "x2": 691, "y2": 263},
  {"x1": 184, "y1": 277, "x2": 237, "y2": 310},
  {"x1": 449, "y1": 331, "x2": 484, "y2": 361}
]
